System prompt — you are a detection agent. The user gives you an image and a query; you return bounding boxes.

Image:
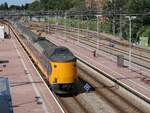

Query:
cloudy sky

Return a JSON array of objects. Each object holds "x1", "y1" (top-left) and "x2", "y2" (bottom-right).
[{"x1": 0, "y1": 0, "x2": 33, "y2": 5}]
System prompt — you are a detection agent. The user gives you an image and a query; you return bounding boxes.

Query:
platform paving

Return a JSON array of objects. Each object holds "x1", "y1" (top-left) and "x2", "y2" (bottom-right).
[{"x1": 0, "y1": 25, "x2": 64, "y2": 113}]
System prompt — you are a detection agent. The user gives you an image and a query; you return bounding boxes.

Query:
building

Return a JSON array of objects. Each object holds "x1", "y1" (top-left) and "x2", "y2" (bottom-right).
[
  {"x1": 85, "y1": 0, "x2": 105, "y2": 11},
  {"x1": 85, "y1": 0, "x2": 92, "y2": 9}
]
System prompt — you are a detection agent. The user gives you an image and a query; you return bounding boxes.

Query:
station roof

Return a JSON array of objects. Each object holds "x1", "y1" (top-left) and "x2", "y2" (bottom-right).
[{"x1": 0, "y1": 77, "x2": 13, "y2": 113}]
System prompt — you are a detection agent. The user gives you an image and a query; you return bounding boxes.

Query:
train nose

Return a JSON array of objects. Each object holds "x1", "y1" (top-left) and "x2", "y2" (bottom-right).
[{"x1": 49, "y1": 62, "x2": 77, "y2": 84}]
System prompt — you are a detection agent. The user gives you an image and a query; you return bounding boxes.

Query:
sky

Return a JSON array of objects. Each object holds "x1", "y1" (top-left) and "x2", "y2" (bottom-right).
[{"x1": 0, "y1": 0, "x2": 33, "y2": 6}]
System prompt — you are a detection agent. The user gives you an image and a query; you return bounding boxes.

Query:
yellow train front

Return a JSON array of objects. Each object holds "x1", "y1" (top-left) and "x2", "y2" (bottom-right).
[
  {"x1": 14, "y1": 22, "x2": 77, "y2": 94},
  {"x1": 33, "y1": 39, "x2": 77, "y2": 94},
  {"x1": 47, "y1": 47, "x2": 77, "y2": 94}
]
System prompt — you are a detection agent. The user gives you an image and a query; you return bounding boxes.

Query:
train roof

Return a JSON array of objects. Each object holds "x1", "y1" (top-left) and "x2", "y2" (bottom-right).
[
  {"x1": 35, "y1": 38, "x2": 57, "y2": 49},
  {"x1": 34, "y1": 39, "x2": 76, "y2": 62},
  {"x1": 15, "y1": 22, "x2": 76, "y2": 62},
  {"x1": 34, "y1": 39, "x2": 57, "y2": 57},
  {"x1": 15, "y1": 22, "x2": 38, "y2": 42}
]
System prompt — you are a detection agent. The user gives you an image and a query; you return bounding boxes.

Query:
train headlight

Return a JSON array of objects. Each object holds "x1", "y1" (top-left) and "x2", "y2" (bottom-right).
[
  {"x1": 54, "y1": 65, "x2": 57, "y2": 68},
  {"x1": 54, "y1": 77, "x2": 57, "y2": 83}
]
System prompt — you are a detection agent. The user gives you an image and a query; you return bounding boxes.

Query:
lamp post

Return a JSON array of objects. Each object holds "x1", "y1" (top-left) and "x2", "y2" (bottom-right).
[
  {"x1": 96, "y1": 15, "x2": 102, "y2": 55},
  {"x1": 77, "y1": 16, "x2": 80, "y2": 44},
  {"x1": 48, "y1": 12, "x2": 50, "y2": 33},
  {"x1": 64, "y1": 12, "x2": 67, "y2": 41},
  {"x1": 125, "y1": 16, "x2": 136, "y2": 71},
  {"x1": 86, "y1": 16, "x2": 89, "y2": 38},
  {"x1": 55, "y1": 14, "x2": 58, "y2": 34},
  {"x1": 110, "y1": 0, "x2": 116, "y2": 36},
  {"x1": 119, "y1": 14, "x2": 122, "y2": 38}
]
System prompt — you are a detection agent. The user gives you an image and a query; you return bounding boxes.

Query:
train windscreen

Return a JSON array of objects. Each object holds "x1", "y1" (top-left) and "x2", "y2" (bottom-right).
[{"x1": 49, "y1": 48, "x2": 76, "y2": 62}]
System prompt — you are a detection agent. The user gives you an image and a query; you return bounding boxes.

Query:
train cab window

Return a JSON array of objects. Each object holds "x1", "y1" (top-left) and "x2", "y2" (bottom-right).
[
  {"x1": 48, "y1": 47, "x2": 75, "y2": 61},
  {"x1": 53, "y1": 48, "x2": 73, "y2": 56}
]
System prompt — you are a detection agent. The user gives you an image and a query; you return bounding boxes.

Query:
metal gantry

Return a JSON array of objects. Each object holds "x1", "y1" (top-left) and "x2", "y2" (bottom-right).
[{"x1": 1, "y1": 10, "x2": 149, "y2": 71}]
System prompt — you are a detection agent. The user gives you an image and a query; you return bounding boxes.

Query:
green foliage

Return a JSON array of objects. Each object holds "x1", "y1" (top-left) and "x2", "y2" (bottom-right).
[
  {"x1": 125, "y1": 0, "x2": 150, "y2": 13},
  {"x1": 0, "y1": 2, "x2": 8, "y2": 10},
  {"x1": 48, "y1": 16, "x2": 112, "y2": 35},
  {"x1": 141, "y1": 26, "x2": 150, "y2": 37},
  {"x1": 103, "y1": 0, "x2": 150, "y2": 42},
  {"x1": 27, "y1": 0, "x2": 85, "y2": 11},
  {"x1": 28, "y1": 1, "x2": 41, "y2": 11},
  {"x1": 0, "y1": 0, "x2": 148, "y2": 43},
  {"x1": 125, "y1": 0, "x2": 150, "y2": 42},
  {"x1": 0, "y1": 2, "x2": 29, "y2": 10}
]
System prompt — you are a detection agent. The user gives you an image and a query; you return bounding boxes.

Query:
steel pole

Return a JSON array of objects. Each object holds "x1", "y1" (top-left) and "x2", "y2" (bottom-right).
[
  {"x1": 86, "y1": 16, "x2": 89, "y2": 38},
  {"x1": 119, "y1": 14, "x2": 122, "y2": 38},
  {"x1": 48, "y1": 15, "x2": 50, "y2": 33},
  {"x1": 96, "y1": 16, "x2": 100, "y2": 54},
  {"x1": 78, "y1": 16, "x2": 80, "y2": 44},
  {"x1": 113, "y1": 17, "x2": 115, "y2": 36},
  {"x1": 55, "y1": 15, "x2": 58, "y2": 34},
  {"x1": 125, "y1": 16, "x2": 136, "y2": 71},
  {"x1": 64, "y1": 12, "x2": 67, "y2": 41},
  {"x1": 129, "y1": 17, "x2": 132, "y2": 70}
]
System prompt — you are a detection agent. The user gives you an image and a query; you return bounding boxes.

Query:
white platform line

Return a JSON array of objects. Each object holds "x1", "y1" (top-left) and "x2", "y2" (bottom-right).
[
  {"x1": 11, "y1": 35, "x2": 49, "y2": 113},
  {"x1": 10, "y1": 26, "x2": 65, "y2": 113}
]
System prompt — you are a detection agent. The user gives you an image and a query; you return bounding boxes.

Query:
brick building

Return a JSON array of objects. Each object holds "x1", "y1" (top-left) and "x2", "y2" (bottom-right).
[
  {"x1": 85, "y1": 0, "x2": 105, "y2": 11},
  {"x1": 85, "y1": 0, "x2": 92, "y2": 8}
]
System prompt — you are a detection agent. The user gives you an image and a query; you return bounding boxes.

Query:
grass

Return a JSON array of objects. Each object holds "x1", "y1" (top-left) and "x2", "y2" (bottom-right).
[{"x1": 47, "y1": 17, "x2": 113, "y2": 34}]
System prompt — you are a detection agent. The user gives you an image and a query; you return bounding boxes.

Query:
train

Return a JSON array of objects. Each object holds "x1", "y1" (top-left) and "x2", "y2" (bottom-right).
[{"x1": 14, "y1": 22, "x2": 77, "y2": 94}]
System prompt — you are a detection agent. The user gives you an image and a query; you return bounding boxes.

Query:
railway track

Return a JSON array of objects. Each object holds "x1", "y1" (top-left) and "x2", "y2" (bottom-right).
[
  {"x1": 54, "y1": 65, "x2": 147, "y2": 113},
  {"x1": 29, "y1": 22, "x2": 150, "y2": 55},
  {"x1": 29, "y1": 22, "x2": 150, "y2": 58},
  {"x1": 3, "y1": 20, "x2": 150, "y2": 113},
  {"x1": 56, "y1": 59, "x2": 150, "y2": 113},
  {"x1": 28, "y1": 22, "x2": 150, "y2": 72}
]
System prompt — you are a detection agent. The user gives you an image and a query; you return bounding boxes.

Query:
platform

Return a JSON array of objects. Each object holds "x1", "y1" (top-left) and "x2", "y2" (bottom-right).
[
  {"x1": 0, "y1": 25, "x2": 64, "y2": 113},
  {"x1": 41, "y1": 33, "x2": 150, "y2": 99}
]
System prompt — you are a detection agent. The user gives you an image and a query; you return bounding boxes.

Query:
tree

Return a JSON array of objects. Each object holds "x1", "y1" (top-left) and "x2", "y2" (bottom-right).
[
  {"x1": 28, "y1": 0, "x2": 41, "y2": 11},
  {"x1": 4, "y1": 2, "x2": 8, "y2": 10},
  {"x1": 27, "y1": 0, "x2": 85, "y2": 11},
  {"x1": 103, "y1": 0, "x2": 150, "y2": 41},
  {"x1": 0, "y1": 2, "x2": 8, "y2": 10}
]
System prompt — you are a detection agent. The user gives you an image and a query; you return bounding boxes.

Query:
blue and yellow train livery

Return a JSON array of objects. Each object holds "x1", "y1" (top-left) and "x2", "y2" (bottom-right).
[{"x1": 14, "y1": 22, "x2": 77, "y2": 94}]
